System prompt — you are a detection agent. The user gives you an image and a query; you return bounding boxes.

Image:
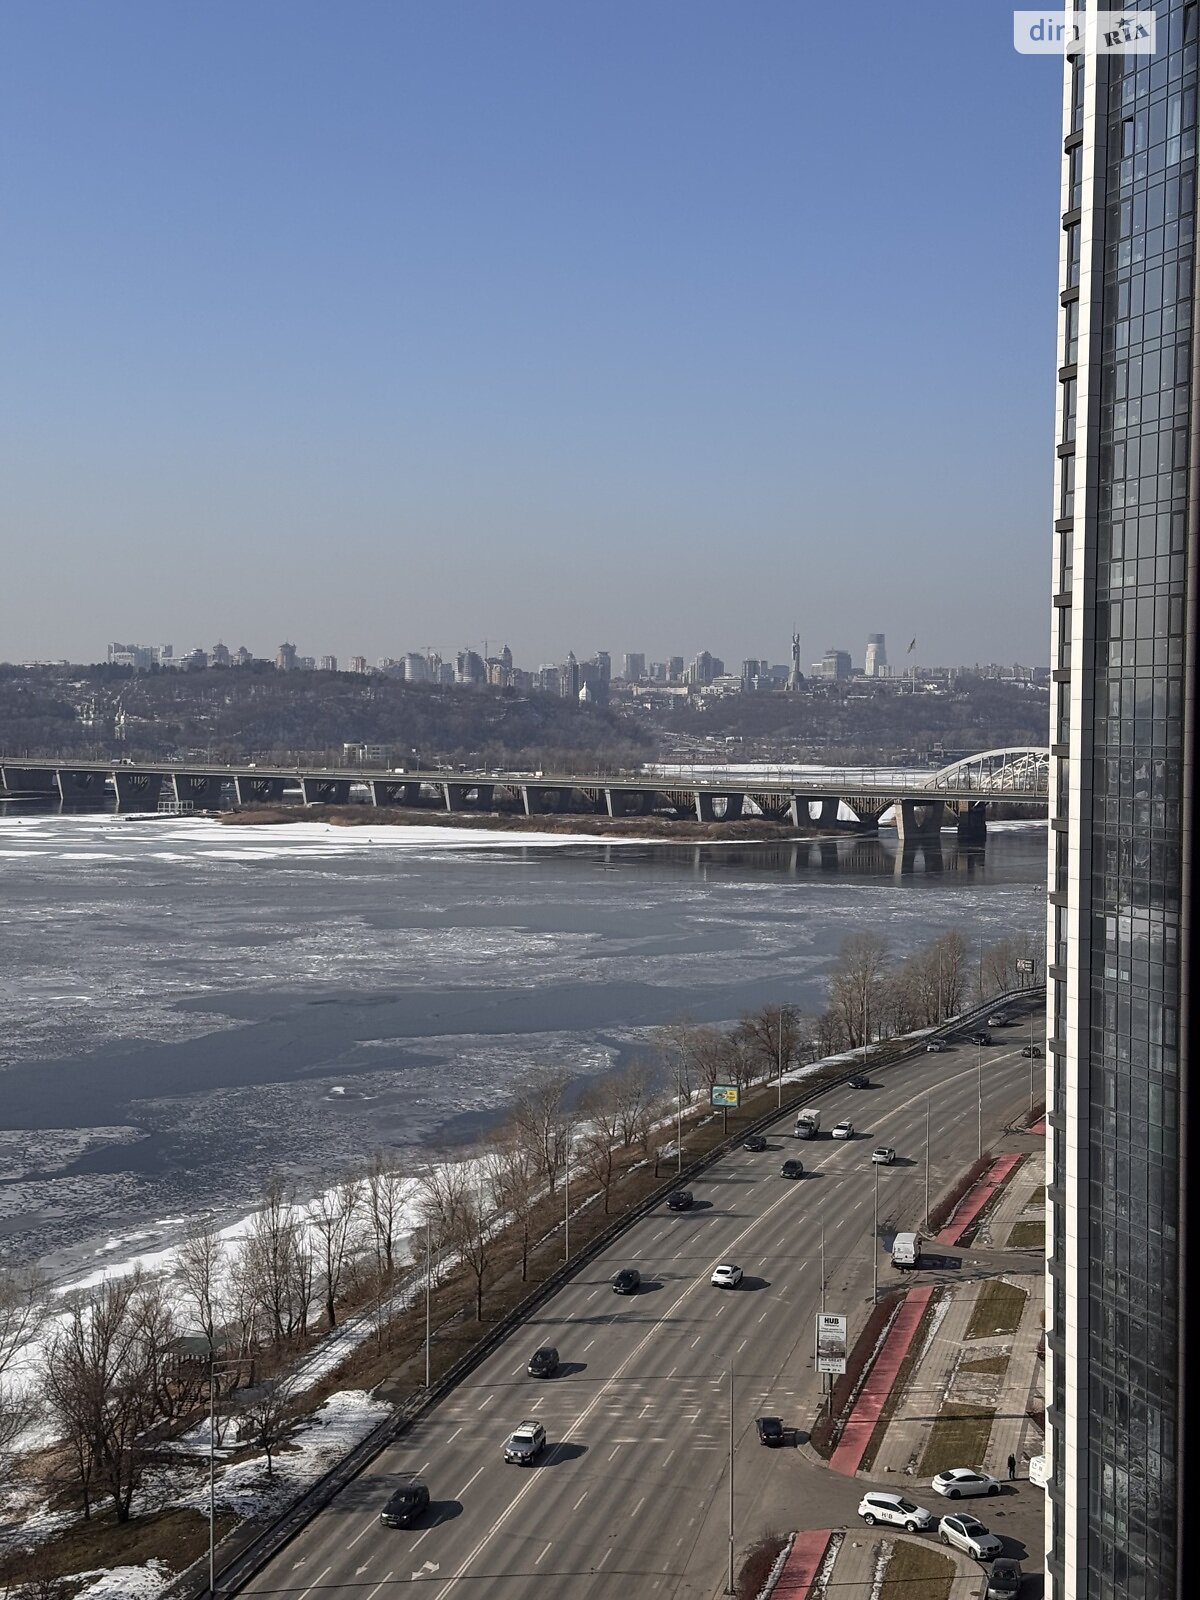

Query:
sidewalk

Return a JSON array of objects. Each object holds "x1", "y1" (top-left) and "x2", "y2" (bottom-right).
[
  {"x1": 935, "y1": 1153, "x2": 1023, "y2": 1246},
  {"x1": 830, "y1": 1288, "x2": 932, "y2": 1475},
  {"x1": 795, "y1": 1533, "x2": 981, "y2": 1598},
  {"x1": 980, "y1": 1146, "x2": 1045, "y2": 1250},
  {"x1": 983, "y1": 1272, "x2": 1044, "y2": 1480},
  {"x1": 871, "y1": 1286, "x2": 974, "y2": 1476}
]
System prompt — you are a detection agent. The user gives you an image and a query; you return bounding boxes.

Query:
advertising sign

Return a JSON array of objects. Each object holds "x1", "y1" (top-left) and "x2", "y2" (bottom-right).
[
  {"x1": 815, "y1": 1312, "x2": 848, "y2": 1375},
  {"x1": 1016, "y1": 957, "x2": 1035, "y2": 974},
  {"x1": 710, "y1": 1084, "x2": 740, "y2": 1108}
]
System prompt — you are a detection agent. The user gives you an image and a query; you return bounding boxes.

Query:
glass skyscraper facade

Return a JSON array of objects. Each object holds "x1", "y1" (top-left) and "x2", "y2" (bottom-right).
[{"x1": 1048, "y1": 5, "x2": 1198, "y2": 1596}]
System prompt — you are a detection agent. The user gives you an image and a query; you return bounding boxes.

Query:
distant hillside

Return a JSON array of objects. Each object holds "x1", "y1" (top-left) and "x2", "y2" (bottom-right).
[{"x1": 0, "y1": 664, "x2": 650, "y2": 770}]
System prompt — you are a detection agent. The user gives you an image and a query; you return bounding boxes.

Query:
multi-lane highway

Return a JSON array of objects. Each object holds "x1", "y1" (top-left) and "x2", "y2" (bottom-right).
[{"x1": 240, "y1": 1005, "x2": 1044, "y2": 1598}]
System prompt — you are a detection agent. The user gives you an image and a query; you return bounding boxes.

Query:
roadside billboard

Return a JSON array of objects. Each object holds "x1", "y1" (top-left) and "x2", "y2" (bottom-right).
[
  {"x1": 710, "y1": 1084, "x2": 740, "y2": 1107},
  {"x1": 815, "y1": 1312, "x2": 848, "y2": 1374}
]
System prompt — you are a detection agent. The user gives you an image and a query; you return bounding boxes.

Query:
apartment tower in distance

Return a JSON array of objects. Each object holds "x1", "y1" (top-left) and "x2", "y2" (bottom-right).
[
  {"x1": 864, "y1": 633, "x2": 887, "y2": 677},
  {"x1": 1048, "y1": 5, "x2": 1197, "y2": 1597}
]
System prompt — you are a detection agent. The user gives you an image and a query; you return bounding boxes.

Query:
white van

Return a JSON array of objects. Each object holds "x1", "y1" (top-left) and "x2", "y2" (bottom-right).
[
  {"x1": 794, "y1": 1108, "x2": 821, "y2": 1139},
  {"x1": 891, "y1": 1232, "x2": 923, "y2": 1270}
]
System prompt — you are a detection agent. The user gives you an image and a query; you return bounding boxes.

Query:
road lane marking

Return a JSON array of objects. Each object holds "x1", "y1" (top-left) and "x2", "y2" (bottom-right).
[
  {"x1": 633, "y1": 1496, "x2": 646, "y2": 1517},
  {"x1": 757, "y1": 1309, "x2": 770, "y2": 1323},
  {"x1": 737, "y1": 1338, "x2": 748, "y2": 1353},
  {"x1": 573, "y1": 1491, "x2": 589, "y2": 1511},
  {"x1": 364, "y1": 1572, "x2": 394, "y2": 1600},
  {"x1": 536, "y1": 1541, "x2": 553, "y2": 1565},
  {"x1": 296, "y1": 1565, "x2": 331, "y2": 1600},
  {"x1": 666, "y1": 1365, "x2": 677, "y2": 1379},
  {"x1": 608, "y1": 1444, "x2": 621, "y2": 1460},
  {"x1": 583, "y1": 1337, "x2": 595, "y2": 1351},
  {"x1": 690, "y1": 1335, "x2": 703, "y2": 1348},
  {"x1": 477, "y1": 1393, "x2": 494, "y2": 1410},
  {"x1": 664, "y1": 1448, "x2": 675, "y2": 1465},
  {"x1": 347, "y1": 1513, "x2": 379, "y2": 1550},
  {"x1": 447, "y1": 1427, "x2": 462, "y2": 1443},
  {"x1": 597, "y1": 1548, "x2": 612, "y2": 1569}
]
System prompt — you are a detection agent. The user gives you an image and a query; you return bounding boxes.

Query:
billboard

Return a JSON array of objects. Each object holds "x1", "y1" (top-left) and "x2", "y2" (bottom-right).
[
  {"x1": 1016, "y1": 957, "x2": 1035, "y2": 974},
  {"x1": 815, "y1": 1312, "x2": 848, "y2": 1374},
  {"x1": 710, "y1": 1084, "x2": 740, "y2": 1108}
]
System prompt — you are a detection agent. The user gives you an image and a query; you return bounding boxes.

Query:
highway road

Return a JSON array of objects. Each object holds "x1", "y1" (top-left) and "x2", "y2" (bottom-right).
[{"x1": 239, "y1": 1001, "x2": 1045, "y2": 1599}]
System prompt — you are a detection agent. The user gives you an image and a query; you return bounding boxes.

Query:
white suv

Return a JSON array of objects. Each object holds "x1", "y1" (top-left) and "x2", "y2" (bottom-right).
[
  {"x1": 857, "y1": 1492, "x2": 934, "y2": 1532},
  {"x1": 938, "y1": 1513, "x2": 1003, "y2": 1561}
]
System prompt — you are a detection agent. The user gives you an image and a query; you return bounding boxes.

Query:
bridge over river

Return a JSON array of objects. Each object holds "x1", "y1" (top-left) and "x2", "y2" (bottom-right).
[{"x1": 0, "y1": 748, "x2": 1049, "y2": 842}]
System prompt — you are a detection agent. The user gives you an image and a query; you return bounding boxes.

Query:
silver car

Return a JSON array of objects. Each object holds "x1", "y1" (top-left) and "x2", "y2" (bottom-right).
[{"x1": 938, "y1": 1513, "x2": 1003, "y2": 1561}]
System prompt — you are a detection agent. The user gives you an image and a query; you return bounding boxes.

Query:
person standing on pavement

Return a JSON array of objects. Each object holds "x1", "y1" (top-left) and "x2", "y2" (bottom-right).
[{"x1": 1007, "y1": 1452, "x2": 1017, "y2": 1481}]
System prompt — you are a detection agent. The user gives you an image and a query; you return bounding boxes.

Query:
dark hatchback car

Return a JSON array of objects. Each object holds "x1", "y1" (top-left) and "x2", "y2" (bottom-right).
[
  {"x1": 756, "y1": 1416, "x2": 785, "y2": 1446},
  {"x1": 969, "y1": 1030, "x2": 993, "y2": 1046},
  {"x1": 985, "y1": 1559, "x2": 1022, "y2": 1599},
  {"x1": 848, "y1": 1074, "x2": 870, "y2": 1089},
  {"x1": 742, "y1": 1134, "x2": 768, "y2": 1152},
  {"x1": 781, "y1": 1159, "x2": 804, "y2": 1179},
  {"x1": 527, "y1": 1346, "x2": 559, "y2": 1378},
  {"x1": 612, "y1": 1268, "x2": 641, "y2": 1294},
  {"x1": 666, "y1": 1189, "x2": 694, "y2": 1211},
  {"x1": 380, "y1": 1477, "x2": 430, "y2": 1529}
]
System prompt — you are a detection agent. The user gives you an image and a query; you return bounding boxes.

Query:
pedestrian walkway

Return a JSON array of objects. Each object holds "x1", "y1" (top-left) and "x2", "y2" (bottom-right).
[
  {"x1": 935, "y1": 1153, "x2": 1023, "y2": 1245},
  {"x1": 981, "y1": 1147, "x2": 1045, "y2": 1250},
  {"x1": 871, "y1": 1287, "x2": 973, "y2": 1476},
  {"x1": 830, "y1": 1287, "x2": 932, "y2": 1476},
  {"x1": 983, "y1": 1272, "x2": 1044, "y2": 1480},
  {"x1": 804, "y1": 1533, "x2": 981, "y2": 1597},
  {"x1": 771, "y1": 1528, "x2": 832, "y2": 1596}
]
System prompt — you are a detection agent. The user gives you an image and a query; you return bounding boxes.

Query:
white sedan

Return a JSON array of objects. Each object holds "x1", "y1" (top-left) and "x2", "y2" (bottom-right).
[
  {"x1": 831, "y1": 1120, "x2": 854, "y2": 1140},
  {"x1": 938, "y1": 1513, "x2": 1003, "y2": 1561},
  {"x1": 871, "y1": 1146, "x2": 896, "y2": 1165},
  {"x1": 710, "y1": 1263, "x2": 744, "y2": 1288},
  {"x1": 932, "y1": 1468, "x2": 1001, "y2": 1499}
]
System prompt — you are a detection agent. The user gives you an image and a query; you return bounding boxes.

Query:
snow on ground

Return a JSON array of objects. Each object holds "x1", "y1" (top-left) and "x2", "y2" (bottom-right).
[{"x1": 74, "y1": 1561, "x2": 172, "y2": 1600}]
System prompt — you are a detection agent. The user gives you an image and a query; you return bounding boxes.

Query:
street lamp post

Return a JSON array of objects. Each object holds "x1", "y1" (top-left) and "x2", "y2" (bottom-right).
[
  {"x1": 777, "y1": 1016, "x2": 784, "y2": 1110},
  {"x1": 564, "y1": 1141, "x2": 571, "y2": 1263},
  {"x1": 1029, "y1": 1007, "x2": 1037, "y2": 1119},
  {"x1": 726, "y1": 1362, "x2": 735, "y2": 1595},
  {"x1": 924, "y1": 1090, "x2": 931, "y2": 1232},
  {"x1": 677, "y1": 1074, "x2": 684, "y2": 1175},
  {"x1": 872, "y1": 1160, "x2": 880, "y2": 1305},
  {"x1": 977, "y1": 1040, "x2": 984, "y2": 1161},
  {"x1": 207, "y1": 1350, "x2": 241, "y2": 1599}
]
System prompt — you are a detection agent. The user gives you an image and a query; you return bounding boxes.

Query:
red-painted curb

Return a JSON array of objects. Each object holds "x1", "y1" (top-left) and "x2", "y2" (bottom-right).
[
  {"x1": 1029, "y1": 1116, "x2": 1046, "y2": 1136},
  {"x1": 772, "y1": 1528, "x2": 833, "y2": 1595},
  {"x1": 829, "y1": 1287, "x2": 933, "y2": 1476},
  {"x1": 936, "y1": 1153, "x2": 1023, "y2": 1245}
]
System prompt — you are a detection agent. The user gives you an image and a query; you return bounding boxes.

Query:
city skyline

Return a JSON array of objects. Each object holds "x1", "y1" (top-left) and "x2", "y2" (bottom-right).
[{"x1": 0, "y1": 4, "x2": 1060, "y2": 669}]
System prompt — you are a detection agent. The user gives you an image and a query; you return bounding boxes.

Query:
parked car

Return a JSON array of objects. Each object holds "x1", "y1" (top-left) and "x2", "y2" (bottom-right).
[
  {"x1": 848, "y1": 1074, "x2": 870, "y2": 1089},
  {"x1": 1021, "y1": 1044, "x2": 1043, "y2": 1058},
  {"x1": 781, "y1": 1158, "x2": 805, "y2": 1179},
  {"x1": 985, "y1": 1558, "x2": 1023, "y2": 1599},
  {"x1": 527, "y1": 1346, "x2": 559, "y2": 1379},
  {"x1": 380, "y1": 1477, "x2": 430, "y2": 1528},
  {"x1": 969, "y1": 1030, "x2": 993, "y2": 1046},
  {"x1": 938, "y1": 1513, "x2": 1003, "y2": 1561},
  {"x1": 711, "y1": 1263, "x2": 743, "y2": 1288},
  {"x1": 926, "y1": 1039, "x2": 947, "y2": 1053},
  {"x1": 987, "y1": 1013, "x2": 1009, "y2": 1027},
  {"x1": 742, "y1": 1133, "x2": 768, "y2": 1152},
  {"x1": 503, "y1": 1421, "x2": 547, "y2": 1464},
  {"x1": 666, "y1": 1189, "x2": 693, "y2": 1211},
  {"x1": 831, "y1": 1120, "x2": 854, "y2": 1140},
  {"x1": 612, "y1": 1268, "x2": 641, "y2": 1294},
  {"x1": 755, "y1": 1416, "x2": 785, "y2": 1446},
  {"x1": 932, "y1": 1468, "x2": 1001, "y2": 1499},
  {"x1": 871, "y1": 1146, "x2": 896, "y2": 1165},
  {"x1": 857, "y1": 1492, "x2": 935, "y2": 1532}
]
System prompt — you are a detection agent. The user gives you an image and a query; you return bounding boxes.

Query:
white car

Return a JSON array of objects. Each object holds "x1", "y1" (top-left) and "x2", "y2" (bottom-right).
[
  {"x1": 857, "y1": 1492, "x2": 935, "y2": 1532},
  {"x1": 831, "y1": 1120, "x2": 854, "y2": 1140},
  {"x1": 926, "y1": 1039, "x2": 947, "y2": 1053},
  {"x1": 932, "y1": 1468, "x2": 1001, "y2": 1499},
  {"x1": 871, "y1": 1146, "x2": 896, "y2": 1165},
  {"x1": 710, "y1": 1263, "x2": 743, "y2": 1288},
  {"x1": 938, "y1": 1513, "x2": 1003, "y2": 1561},
  {"x1": 987, "y1": 1013, "x2": 1009, "y2": 1028}
]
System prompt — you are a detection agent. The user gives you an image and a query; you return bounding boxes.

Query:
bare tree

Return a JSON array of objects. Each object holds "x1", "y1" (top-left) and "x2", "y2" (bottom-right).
[
  {"x1": 311, "y1": 1176, "x2": 363, "y2": 1331},
  {"x1": 173, "y1": 1219, "x2": 223, "y2": 1350},
  {"x1": 418, "y1": 1158, "x2": 495, "y2": 1321},
  {"x1": 827, "y1": 932, "x2": 891, "y2": 1049},
  {"x1": 488, "y1": 1130, "x2": 539, "y2": 1281},
  {"x1": 236, "y1": 1367, "x2": 292, "y2": 1478},
  {"x1": 0, "y1": 1265, "x2": 45, "y2": 1462},
  {"x1": 244, "y1": 1179, "x2": 300, "y2": 1347},
  {"x1": 736, "y1": 1005, "x2": 803, "y2": 1087},
  {"x1": 510, "y1": 1066, "x2": 574, "y2": 1198},
  {"x1": 365, "y1": 1150, "x2": 407, "y2": 1279}
]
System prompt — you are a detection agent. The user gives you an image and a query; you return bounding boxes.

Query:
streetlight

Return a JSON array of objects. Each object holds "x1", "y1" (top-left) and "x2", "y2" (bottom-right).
[
  {"x1": 924, "y1": 1090, "x2": 932, "y2": 1232},
  {"x1": 872, "y1": 1159, "x2": 880, "y2": 1305},
  {"x1": 564, "y1": 1139, "x2": 571, "y2": 1263},
  {"x1": 677, "y1": 1073, "x2": 684, "y2": 1175},
  {"x1": 425, "y1": 1216, "x2": 432, "y2": 1389},
  {"x1": 725, "y1": 1362, "x2": 735, "y2": 1595},
  {"x1": 207, "y1": 1348, "x2": 241, "y2": 1599},
  {"x1": 977, "y1": 1039, "x2": 984, "y2": 1162}
]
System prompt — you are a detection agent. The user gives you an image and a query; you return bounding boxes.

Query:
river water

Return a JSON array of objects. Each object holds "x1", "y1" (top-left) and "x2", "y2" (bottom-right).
[{"x1": 0, "y1": 812, "x2": 1047, "y2": 1280}]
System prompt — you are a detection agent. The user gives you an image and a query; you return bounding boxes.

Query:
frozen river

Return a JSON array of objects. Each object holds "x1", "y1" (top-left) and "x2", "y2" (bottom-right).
[{"x1": 0, "y1": 812, "x2": 1047, "y2": 1278}]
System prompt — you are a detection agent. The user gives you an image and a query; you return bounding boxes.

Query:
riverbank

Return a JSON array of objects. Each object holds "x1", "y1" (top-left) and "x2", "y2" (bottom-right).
[{"x1": 220, "y1": 803, "x2": 828, "y2": 841}]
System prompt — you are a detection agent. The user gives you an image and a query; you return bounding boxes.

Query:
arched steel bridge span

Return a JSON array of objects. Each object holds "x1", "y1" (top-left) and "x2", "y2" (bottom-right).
[{"x1": 0, "y1": 748, "x2": 1049, "y2": 841}]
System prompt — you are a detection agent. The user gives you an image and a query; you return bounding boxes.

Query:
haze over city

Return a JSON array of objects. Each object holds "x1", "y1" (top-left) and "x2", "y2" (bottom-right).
[{"x1": 1, "y1": 2, "x2": 1061, "y2": 668}]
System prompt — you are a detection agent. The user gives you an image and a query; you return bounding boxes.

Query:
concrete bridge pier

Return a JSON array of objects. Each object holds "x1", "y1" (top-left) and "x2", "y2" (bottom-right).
[
  {"x1": 956, "y1": 801, "x2": 988, "y2": 843},
  {"x1": 893, "y1": 797, "x2": 946, "y2": 846},
  {"x1": 56, "y1": 769, "x2": 108, "y2": 802},
  {"x1": 113, "y1": 771, "x2": 164, "y2": 810},
  {"x1": 605, "y1": 788, "x2": 657, "y2": 817},
  {"x1": 798, "y1": 796, "x2": 842, "y2": 830},
  {"x1": 173, "y1": 773, "x2": 226, "y2": 809},
  {"x1": 301, "y1": 777, "x2": 352, "y2": 805},
  {"x1": 0, "y1": 766, "x2": 57, "y2": 794},
  {"x1": 443, "y1": 782, "x2": 495, "y2": 812},
  {"x1": 694, "y1": 792, "x2": 745, "y2": 823},
  {"x1": 522, "y1": 785, "x2": 567, "y2": 816},
  {"x1": 369, "y1": 780, "x2": 423, "y2": 808},
  {"x1": 235, "y1": 775, "x2": 287, "y2": 805}
]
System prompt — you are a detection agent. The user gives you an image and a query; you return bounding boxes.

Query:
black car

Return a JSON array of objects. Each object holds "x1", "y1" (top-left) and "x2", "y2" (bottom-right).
[
  {"x1": 666, "y1": 1189, "x2": 694, "y2": 1211},
  {"x1": 848, "y1": 1074, "x2": 870, "y2": 1089},
  {"x1": 969, "y1": 1030, "x2": 993, "y2": 1046},
  {"x1": 1020, "y1": 1044, "x2": 1043, "y2": 1057},
  {"x1": 742, "y1": 1133, "x2": 768, "y2": 1152},
  {"x1": 380, "y1": 1477, "x2": 430, "y2": 1528},
  {"x1": 612, "y1": 1268, "x2": 641, "y2": 1294},
  {"x1": 984, "y1": 1558, "x2": 1023, "y2": 1600},
  {"x1": 755, "y1": 1416, "x2": 785, "y2": 1446},
  {"x1": 527, "y1": 1346, "x2": 559, "y2": 1378},
  {"x1": 781, "y1": 1159, "x2": 804, "y2": 1179}
]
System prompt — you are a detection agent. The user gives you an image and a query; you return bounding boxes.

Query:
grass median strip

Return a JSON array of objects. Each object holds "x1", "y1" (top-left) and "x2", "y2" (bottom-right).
[
  {"x1": 858, "y1": 1289, "x2": 941, "y2": 1475},
  {"x1": 1008, "y1": 1219, "x2": 1046, "y2": 1249},
  {"x1": 965, "y1": 1278, "x2": 1027, "y2": 1341},
  {"x1": 957, "y1": 1353, "x2": 1009, "y2": 1376},
  {"x1": 919, "y1": 1400, "x2": 996, "y2": 1477},
  {"x1": 879, "y1": 1538, "x2": 956, "y2": 1600}
]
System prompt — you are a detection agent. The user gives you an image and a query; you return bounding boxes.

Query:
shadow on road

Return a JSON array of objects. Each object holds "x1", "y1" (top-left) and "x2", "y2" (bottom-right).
[{"x1": 540, "y1": 1441, "x2": 588, "y2": 1467}]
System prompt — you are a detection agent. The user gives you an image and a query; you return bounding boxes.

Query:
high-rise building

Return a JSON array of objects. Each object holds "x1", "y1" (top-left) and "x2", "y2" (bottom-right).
[
  {"x1": 1048, "y1": 13, "x2": 1197, "y2": 1600},
  {"x1": 811, "y1": 648, "x2": 852, "y2": 681},
  {"x1": 403, "y1": 652, "x2": 428, "y2": 683},
  {"x1": 349, "y1": 655, "x2": 368, "y2": 674},
  {"x1": 622, "y1": 652, "x2": 646, "y2": 682},
  {"x1": 275, "y1": 642, "x2": 297, "y2": 672},
  {"x1": 319, "y1": 655, "x2": 338, "y2": 672},
  {"x1": 864, "y1": 633, "x2": 887, "y2": 677}
]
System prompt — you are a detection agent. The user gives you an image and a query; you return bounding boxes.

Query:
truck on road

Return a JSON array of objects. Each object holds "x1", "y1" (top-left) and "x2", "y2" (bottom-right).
[
  {"x1": 793, "y1": 1108, "x2": 821, "y2": 1139},
  {"x1": 891, "y1": 1232, "x2": 923, "y2": 1270}
]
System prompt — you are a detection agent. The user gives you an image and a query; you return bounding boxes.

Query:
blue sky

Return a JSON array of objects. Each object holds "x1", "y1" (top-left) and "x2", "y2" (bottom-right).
[{"x1": 1, "y1": 2, "x2": 1063, "y2": 669}]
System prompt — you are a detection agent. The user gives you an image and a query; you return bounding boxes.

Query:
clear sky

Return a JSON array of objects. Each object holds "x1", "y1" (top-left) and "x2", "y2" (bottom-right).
[{"x1": 1, "y1": 1, "x2": 1062, "y2": 670}]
